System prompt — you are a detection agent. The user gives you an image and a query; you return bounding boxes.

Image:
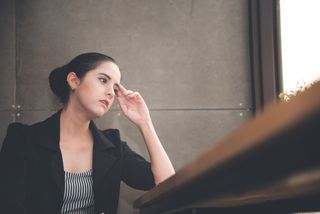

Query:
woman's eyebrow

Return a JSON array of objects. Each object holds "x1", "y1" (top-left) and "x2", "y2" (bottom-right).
[{"x1": 98, "y1": 73, "x2": 111, "y2": 80}]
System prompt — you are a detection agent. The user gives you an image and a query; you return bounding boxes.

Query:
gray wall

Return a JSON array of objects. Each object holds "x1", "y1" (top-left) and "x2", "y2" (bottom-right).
[
  {"x1": 0, "y1": 0, "x2": 16, "y2": 142},
  {"x1": 0, "y1": 0, "x2": 252, "y2": 213}
]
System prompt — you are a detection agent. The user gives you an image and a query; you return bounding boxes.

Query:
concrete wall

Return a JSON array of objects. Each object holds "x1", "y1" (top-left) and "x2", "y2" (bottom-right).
[
  {"x1": 0, "y1": 0, "x2": 252, "y2": 213},
  {"x1": 0, "y1": 0, "x2": 16, "y2": 142}
]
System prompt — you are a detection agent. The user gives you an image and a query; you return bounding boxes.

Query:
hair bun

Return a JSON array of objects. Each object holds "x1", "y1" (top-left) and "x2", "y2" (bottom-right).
[{"x1": 48, "y1": 65, "x2": 70, "y2": 103}]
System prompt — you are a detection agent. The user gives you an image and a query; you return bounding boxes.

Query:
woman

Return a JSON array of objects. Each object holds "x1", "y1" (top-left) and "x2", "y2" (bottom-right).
[{"x1": 0, "y1": 52, "x2": 175, "y2": 214}]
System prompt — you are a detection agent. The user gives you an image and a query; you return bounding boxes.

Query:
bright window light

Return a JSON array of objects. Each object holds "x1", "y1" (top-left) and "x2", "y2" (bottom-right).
[{"x1": 280, "y1": 0, "x2": 320, "y2": 93}]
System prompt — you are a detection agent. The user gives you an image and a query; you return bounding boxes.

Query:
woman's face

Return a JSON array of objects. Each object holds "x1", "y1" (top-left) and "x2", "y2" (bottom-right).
[{"x1": 72, "y1": 61, "x2": 121, "y2": 119}]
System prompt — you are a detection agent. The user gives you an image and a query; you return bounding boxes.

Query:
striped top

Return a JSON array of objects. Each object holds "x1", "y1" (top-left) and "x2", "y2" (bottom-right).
[{"x1": 61, "y1": 169, "x2": 95, "y2": 214}]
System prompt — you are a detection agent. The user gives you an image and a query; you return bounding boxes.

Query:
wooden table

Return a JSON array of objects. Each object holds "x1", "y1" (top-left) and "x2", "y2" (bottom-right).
[{"x1": 133, "y1": 82, "x2": 320, "y2": 214}]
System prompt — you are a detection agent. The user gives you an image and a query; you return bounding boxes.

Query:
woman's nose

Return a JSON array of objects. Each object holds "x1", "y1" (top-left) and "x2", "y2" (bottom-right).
[{"x1": 106, "y1": 88, "x2": 115, "y2": 99}]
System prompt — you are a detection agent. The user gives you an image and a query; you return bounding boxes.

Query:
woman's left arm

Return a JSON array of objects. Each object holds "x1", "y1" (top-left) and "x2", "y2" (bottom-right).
[{"x1": 116, "y1": 84, "x2": 175, "y2": 185}]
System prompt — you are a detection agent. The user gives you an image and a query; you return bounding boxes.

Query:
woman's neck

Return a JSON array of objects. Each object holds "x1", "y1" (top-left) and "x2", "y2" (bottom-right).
[{"x1": 60, "y1": 105, "x2": 91, "y2": 139}]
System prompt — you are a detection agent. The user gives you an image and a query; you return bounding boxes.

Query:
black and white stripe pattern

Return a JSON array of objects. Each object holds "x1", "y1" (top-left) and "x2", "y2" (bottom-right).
[{"x1": 61, "y1": 169, "x2": 95, "y2": 214}]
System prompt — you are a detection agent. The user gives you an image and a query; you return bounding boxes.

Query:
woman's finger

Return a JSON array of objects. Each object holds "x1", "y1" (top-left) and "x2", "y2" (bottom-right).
[
  {"x1": 116, "y1": 84, "x2": 136, "y2": 100},
  {"x1": 126, "y1": 90, "x2": 134, "y2": 95},
  {"x1": 127, "y1": 92, "x2": 138, "y2": 99},
  {"x1": 116, "y1": 84, "x2": 127, "y2": 97}
]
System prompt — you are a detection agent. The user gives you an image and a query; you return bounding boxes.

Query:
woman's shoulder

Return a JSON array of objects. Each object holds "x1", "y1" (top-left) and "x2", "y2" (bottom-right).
[
  {"x1": 5, "y1": 111, "x2": 61, "y2": 133},
  {"x1": 99, "y1": 129, "x2": 139, "y2": 154},
  {"x1": 5, "y1": 122, "x2": 31, "y2": 136},
  {"x1": 5, "y1": 119, "x2": 48, "y2": 136},
  {"x1": 100, "y1": 128, "x2": 132, "y2": 149},
  {"x1": 102, "y1": 128, "x2": 121, "y2": 140},
  {"x1": 100, "y1": 128, "x2": 123, "y2": 147},
  {"x1": 2, "y1": 123, "x2": 32, "y2": 152}
]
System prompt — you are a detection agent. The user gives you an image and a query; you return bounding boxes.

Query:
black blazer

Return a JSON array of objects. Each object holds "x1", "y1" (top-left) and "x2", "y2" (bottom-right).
[{"x1": 0, "y1": 110, "x2": 155, "y2": 214}]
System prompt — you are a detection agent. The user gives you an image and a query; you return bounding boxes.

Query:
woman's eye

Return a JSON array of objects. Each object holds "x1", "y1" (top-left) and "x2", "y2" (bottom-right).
[{"x1": 99, "y1": 78, "x2": 107, "y2": 84}]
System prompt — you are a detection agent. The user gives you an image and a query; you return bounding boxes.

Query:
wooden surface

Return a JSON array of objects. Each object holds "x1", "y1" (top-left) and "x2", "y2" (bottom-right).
[{"x1": 133, "y1": 82, "x2": 320, "y2": 213}]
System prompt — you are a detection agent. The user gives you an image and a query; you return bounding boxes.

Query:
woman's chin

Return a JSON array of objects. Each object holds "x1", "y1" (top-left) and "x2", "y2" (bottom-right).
[{"x1": 89, "y1": 108, "x2": 107, "y2": 119}]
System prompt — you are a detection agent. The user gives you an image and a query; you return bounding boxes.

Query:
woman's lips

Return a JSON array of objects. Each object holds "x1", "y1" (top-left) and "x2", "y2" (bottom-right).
[{"x1": 99, "y1": 100, "x2": 109, "y2": 108}]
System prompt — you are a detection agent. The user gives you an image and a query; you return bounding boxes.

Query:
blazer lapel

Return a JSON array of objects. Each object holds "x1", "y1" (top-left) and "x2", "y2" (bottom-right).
[
  {"x1": 50, "y1": 150, "x2": 64, "y2": 197},
  {"x1": 90, "y1": 122, "x2": 117, "y2": 192},
  {"x1": 33, "y1": 110, "x2": 65, "y2": 197}
]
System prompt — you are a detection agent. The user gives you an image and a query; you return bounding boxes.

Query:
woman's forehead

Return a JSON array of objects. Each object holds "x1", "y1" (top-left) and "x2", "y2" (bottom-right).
[{"x1": 91, "y1": 61, "x2": 121, "y2": 82}]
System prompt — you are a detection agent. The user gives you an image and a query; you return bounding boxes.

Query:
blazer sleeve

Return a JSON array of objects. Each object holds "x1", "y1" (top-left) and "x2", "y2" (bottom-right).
[
  {"x1": 121, "y1": 141, "x2": 156, "y2": 190},
  {"x1": 0, "y1": 123, "x2": 29, "y2": 213}
]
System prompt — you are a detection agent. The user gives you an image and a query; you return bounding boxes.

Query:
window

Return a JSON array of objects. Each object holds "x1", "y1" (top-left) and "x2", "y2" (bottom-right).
[{"x1": 279, "y1": 0, "x2": 320, "y2": 94}]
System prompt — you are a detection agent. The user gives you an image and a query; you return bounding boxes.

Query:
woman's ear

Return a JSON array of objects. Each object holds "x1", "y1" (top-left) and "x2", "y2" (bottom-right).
[{"x1": 66, "y1": 72, "x2": 80, "y2": 91}]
